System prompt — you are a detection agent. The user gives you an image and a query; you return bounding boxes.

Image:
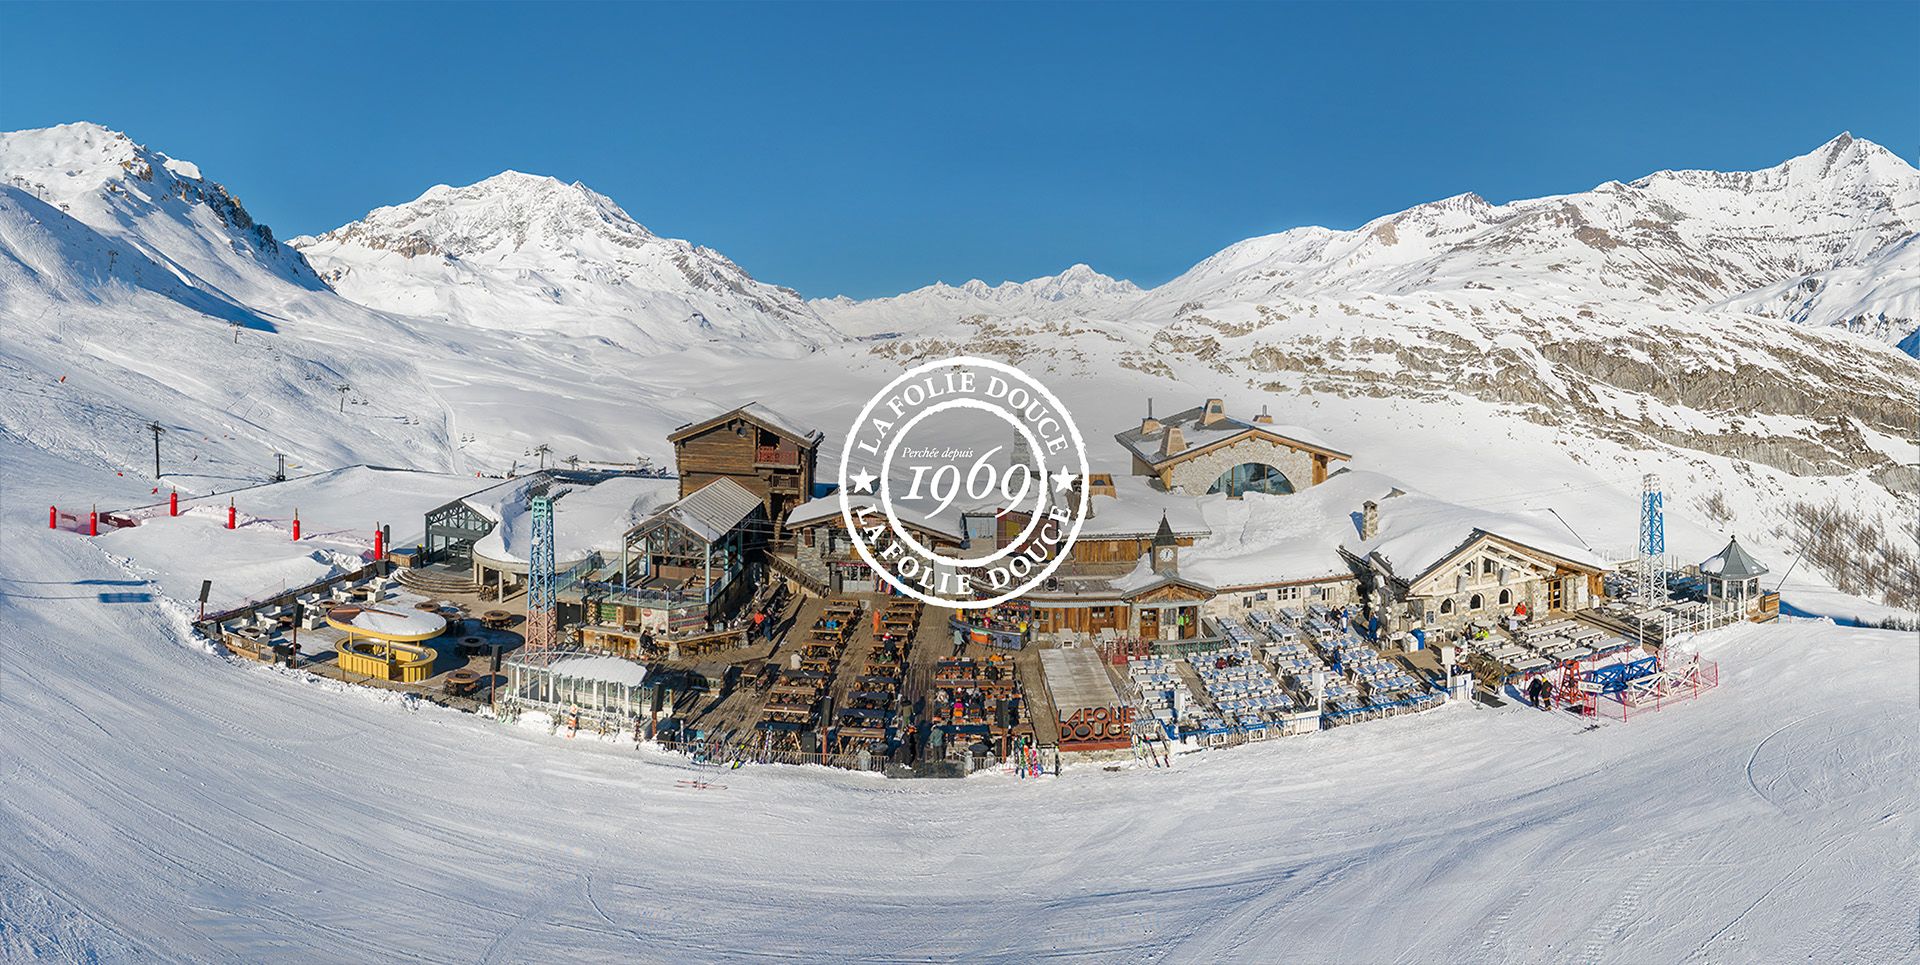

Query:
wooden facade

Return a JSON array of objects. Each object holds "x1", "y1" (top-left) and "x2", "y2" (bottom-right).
[{"x1": 668, "y1": 405, "x2": 820, "y2": 546}]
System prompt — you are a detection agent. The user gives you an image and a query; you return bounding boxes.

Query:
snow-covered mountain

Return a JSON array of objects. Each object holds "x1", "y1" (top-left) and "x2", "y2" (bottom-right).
[
  {"x1": 810, "y1": 263, "x2": 1141, "y2": 336},
  {"x1": 0, "y1": 124, "x2": 833, "y2": 485},
  {"x1": 0, "y1": 122, "x2": 327, "y2": 320},
  {"x1": 1128, "y1": 134, "x2": 1919, "y2": 327},
  {"x1": 1715, "y1": 233, "x2": 1920, "y2": 356},
  {"x1": 292, "y1": 172, "x2": 842, "y2": 352},
  {"x1": 1, "y1": 123, "x2": 1914, "y2": 610}
]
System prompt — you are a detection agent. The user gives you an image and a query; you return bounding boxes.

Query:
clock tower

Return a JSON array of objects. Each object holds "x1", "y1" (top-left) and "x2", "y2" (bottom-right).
[{"x1": 1151, "y1": 512, "x2": 1179, "y2": 576}]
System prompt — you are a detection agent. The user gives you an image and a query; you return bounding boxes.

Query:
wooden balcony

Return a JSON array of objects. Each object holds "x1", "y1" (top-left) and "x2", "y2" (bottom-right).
[{"x1": 755, "y1": 446, "x2": 801, "y2": 468}]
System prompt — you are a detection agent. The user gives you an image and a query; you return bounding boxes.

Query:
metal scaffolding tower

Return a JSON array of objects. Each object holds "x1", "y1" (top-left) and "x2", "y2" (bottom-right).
[
  {"x1": 1638, "y1": 473, "x2": 1666, "y2": 605},
  {"x1": 524, "y1": 493, "x2": 557, "y2": 653}
]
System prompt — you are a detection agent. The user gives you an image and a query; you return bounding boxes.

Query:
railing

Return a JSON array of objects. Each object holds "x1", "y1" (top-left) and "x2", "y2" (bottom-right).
[
  {"x1": 555, "y1": 553, "x2": 717, "y2": 608},
  {"x1": 766, "y1": 553, "x2": 830, "y2": 598},
  {"x1": 754, "y1": 446, "x2": 801, "y2": 467},
  {"x1": 657, "y1": 738, "x2": 889, "y2": 772},
  {"x1": 198, "y1": 560, "x2": 387, "y2": 627}
]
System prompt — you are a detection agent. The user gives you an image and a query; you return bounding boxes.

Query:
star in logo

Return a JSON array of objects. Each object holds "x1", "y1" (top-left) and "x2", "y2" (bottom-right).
[
  {"x1": 1050, "y1": 467, "x2": 1078, "y2": 494},
  {"x1": 850, "y1": 467, "x2": 878, "y2": 493}
]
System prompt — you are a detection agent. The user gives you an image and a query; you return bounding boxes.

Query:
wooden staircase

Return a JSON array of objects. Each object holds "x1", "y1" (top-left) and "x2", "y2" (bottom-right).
[{"x1": 396, "y1": 566, "x2": 481, "y2": 596}]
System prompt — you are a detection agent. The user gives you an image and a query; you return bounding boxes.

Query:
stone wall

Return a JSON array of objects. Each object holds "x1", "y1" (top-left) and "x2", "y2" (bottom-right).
[
  {"x1": 1405, "y1": 573, "x2": 1590, "y2": 636},
  {"x1": 1165, "y1": 435, "x2": 1319, "y2": 495},
  {"x1": 793, "y1": 528, "x2": 835, "y2": 585},
  {"x1": 1201, "y1": 577, "x2": 1359, "y2": 621}
]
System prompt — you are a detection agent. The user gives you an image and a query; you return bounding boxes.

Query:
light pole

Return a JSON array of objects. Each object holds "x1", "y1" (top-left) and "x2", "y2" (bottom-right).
[
  {"x1": 337, "y1": 385, "x2": 351, "y2": 413},
  {"x1": 146, "y1": 422, "x2": 165, "y2": 479}
]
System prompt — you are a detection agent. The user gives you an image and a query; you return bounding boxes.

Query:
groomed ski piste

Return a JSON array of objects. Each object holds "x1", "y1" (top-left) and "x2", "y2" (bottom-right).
[{"x1": 2, "y1": 436, "x2": 1914, "y2": 964}]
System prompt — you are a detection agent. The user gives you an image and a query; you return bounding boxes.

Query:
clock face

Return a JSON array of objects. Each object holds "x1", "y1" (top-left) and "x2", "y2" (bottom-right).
[{"x1": 1159, "y1": 548, "x2": 1174, "y2": 561}]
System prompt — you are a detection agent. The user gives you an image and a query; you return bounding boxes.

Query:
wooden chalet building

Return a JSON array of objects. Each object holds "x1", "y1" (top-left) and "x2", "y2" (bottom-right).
[{"x1": 668, "y1": 402, "x2": 822, "y2": 547}]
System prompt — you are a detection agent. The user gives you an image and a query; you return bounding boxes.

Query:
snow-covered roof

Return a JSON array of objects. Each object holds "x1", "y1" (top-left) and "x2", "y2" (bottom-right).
[
  {"x1": 1350, "y1": 481, "x2": 1606, "y2": 584},
  {"x1": 786, "y1": 490, "x2": 971, "y2": 542},
  {"x1": 1080, "y1": 473, "x2": 1210, "y2": 538},
  {"x1": 644, "y1": 477, "x2": 764, "y2": 543},
  {"x1": 472, "y1": 475, "x2": 680, "y2": 568},
  {"x1": 326, "y1": 604, "x2": 446, "y2": 641},
  {"x1": 1701, "y1": 538, "x2": 1768, "y2": 579},
  {"x1": 1113, "y1": 401, "x2": 1350, "y2": 468},
  {"x1": 539, "y1": 654, "x2": 650, "y2": 687},
  {"x1": 1108, "y1": 470, "x2": 1389, "y2": 592},
  {"x1": 668, "y1": 401, "x2": 823, "y2": 446}
]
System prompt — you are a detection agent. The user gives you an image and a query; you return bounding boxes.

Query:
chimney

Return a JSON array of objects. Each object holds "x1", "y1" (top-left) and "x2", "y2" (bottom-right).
[
  {"x1": 1160, "y1": 426, "x2": 1186, "y2": 458},
  {"x1": 1253, "y1": 404, "x2": 1273, "y2": 425},
  {"x1": 1141, "y1": 398, "x2": 1159, "y2": 435},
  {"x1": 1202, "y1": 398, "x2": 1226, "y2": 426},
  {"x1": 1361, "y1": 500, "x2": 1378, "y2": 540}
]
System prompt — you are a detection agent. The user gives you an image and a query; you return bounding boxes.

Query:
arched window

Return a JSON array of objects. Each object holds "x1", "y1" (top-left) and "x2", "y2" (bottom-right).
[
  {"x1": 1469, "y1": 593, "x2": 1484, "y2": 610},
  {"x1": 1205, "y1": 463, "x2": 1295, "y2": 498},
  {"x1": 1439, "y1": 598, "x2": 1454, "y2": 615},
  {"x1": 1498, "y1": 588, "x2": 1511, "y2": 606}
]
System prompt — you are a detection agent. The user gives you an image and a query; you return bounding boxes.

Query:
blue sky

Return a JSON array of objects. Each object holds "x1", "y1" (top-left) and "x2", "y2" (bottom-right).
[{"x1": 3, "y1": 1, "x2": 1914, "y2": 299}]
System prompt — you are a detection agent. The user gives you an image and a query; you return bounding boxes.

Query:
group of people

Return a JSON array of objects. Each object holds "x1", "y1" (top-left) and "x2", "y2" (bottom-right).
[
  {"x1": 937, "y1": 685, "x2": 996, "y2": 724},
  {"x1": 1525, "y1": 675, "x2": 1555, "y2": 709}
]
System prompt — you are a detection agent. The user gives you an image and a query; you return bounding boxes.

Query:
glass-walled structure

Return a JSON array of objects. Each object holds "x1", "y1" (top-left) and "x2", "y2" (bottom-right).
[{"x1": 505, "y1": 649, "x2": 665, "y2": 726}]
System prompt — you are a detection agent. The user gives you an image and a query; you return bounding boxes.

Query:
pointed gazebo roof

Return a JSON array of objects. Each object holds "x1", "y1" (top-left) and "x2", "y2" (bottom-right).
[{"x1": 1701, "y1": 537, "x2": 1768, "y2": 581}]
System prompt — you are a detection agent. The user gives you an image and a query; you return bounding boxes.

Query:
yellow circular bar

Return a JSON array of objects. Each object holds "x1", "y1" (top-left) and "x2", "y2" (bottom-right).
[
  {"x1": 325, "y1": 604, "x2": 447, "y2": 642},
  {"x1": 335, "y1": 638, "x2": 437, "y2": 682}
]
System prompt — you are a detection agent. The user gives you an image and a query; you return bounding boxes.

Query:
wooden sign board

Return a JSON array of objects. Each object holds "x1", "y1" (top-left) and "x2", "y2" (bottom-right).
[{"x1": 1058, "y1": 705, "x2": 1134, "y2": 751}]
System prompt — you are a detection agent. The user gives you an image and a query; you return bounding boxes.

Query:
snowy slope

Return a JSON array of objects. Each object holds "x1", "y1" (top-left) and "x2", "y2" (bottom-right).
[
  {"x1": 2, "y1": 434, "x2": 1915, "y2": 963},
  {"x1": 292, "y1": 172, "x2": 844, "y2": 353},
  {"x1": 1129, "y1": 134, "x2": 1919, "y2": 321},
  {"x1": 1715, "y1": 233, "x2": 1920, "y2": 355},
  {"x1": 3, "y1": 122, "x2": 1913, "y2": 611},
  {"x1": 811, "y1": 263, "x2": 1142, "y2": 336},
  {"x1": 3, "y1": 124, "x2": 1919, "y2": 962},
  {"x1": 0, "y1": 122, "x2": 326, "y2": 304},
  {"x1": 0, "y1": 125, "x2": 842, "y2": 490}
]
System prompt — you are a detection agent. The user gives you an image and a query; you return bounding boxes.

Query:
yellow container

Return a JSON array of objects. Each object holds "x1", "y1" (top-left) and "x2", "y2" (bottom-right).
[{"x1": 336, "y1": 639, "x2": 437, "y2": 682}]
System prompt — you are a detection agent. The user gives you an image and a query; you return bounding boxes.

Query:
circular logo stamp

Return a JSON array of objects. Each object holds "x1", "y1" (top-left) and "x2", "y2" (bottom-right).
[{"x1": 838, "y1": 357, "x2": 1089, "y2": 608}]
